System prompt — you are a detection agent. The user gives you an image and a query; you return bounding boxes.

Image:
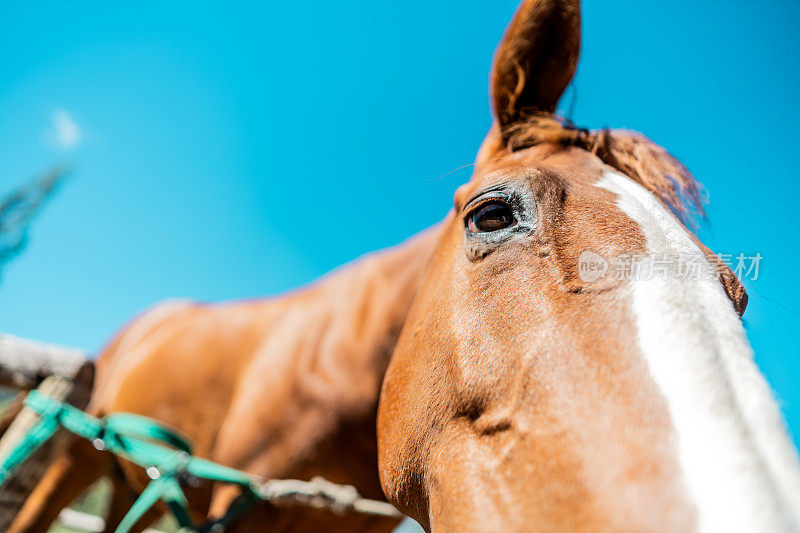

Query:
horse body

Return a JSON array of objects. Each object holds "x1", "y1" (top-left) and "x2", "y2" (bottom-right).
[{"x1": 10, "y1": 228, "x2": 437, "y2": 532}]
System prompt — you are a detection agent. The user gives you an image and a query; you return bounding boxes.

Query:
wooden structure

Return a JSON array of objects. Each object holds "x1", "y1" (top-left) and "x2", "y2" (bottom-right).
[{"x1": 0, "y1": 333, "x2": 94, "y2": 530}]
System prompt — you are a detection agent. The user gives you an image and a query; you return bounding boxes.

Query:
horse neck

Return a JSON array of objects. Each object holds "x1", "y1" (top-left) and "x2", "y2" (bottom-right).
[{"x1": 305, "y1": 226, "x2": 440, "y2": 409}]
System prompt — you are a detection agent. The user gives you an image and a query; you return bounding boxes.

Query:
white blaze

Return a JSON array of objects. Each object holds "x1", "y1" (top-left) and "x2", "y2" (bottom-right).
[{"x1": 596, "y1": 171, "x2": 800, "y2": 532}]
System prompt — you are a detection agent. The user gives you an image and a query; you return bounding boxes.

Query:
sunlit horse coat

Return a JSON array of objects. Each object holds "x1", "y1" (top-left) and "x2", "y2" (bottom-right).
[{"x1": 11, "y1": 0, "x2": 800, "y2": 532}]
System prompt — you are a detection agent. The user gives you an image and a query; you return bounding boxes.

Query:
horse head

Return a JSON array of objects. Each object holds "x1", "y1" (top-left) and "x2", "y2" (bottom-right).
[{"x1": 377, "y1": 1, "x2": 800, "y2": 530}]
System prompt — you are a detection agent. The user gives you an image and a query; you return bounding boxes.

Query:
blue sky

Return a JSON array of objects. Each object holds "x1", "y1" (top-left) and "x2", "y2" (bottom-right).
[{"x1": 1, "y1": 1, "x2": 799, "y2": 444}]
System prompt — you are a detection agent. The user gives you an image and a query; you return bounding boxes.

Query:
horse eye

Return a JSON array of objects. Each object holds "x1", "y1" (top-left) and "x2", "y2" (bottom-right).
[{"x1": 467, "y1": 201, "x2": 516, "y2": 233}]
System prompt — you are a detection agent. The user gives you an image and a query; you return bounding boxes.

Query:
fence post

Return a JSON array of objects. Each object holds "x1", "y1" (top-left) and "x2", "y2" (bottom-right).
[{"x1": 0, "y1": 334, "x2": 93, "y2": 530}]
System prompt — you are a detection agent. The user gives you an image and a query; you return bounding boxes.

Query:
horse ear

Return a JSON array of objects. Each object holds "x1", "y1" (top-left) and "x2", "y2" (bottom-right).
[{"x1": 491, "y1": 0, "x2": 581, "y2": 135}]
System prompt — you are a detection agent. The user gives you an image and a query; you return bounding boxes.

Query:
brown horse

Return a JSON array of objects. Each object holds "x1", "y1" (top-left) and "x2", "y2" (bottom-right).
[
  {"x1": 10, "y1": 229, "x2": 438, "y2": 532},
  {"x1": 11, "y1": 1, "x2": 800, "y2": 532},
  {"x1": 377, "y1": 0, "x2": 800, "y2": 531}
]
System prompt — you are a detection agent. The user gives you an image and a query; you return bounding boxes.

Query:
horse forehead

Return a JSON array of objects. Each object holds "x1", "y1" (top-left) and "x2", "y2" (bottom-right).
[
  {"x1": 458, "y1": 158, "x2": 649, "y2": 275},
  {"x1": 466, "y1": 146, "x2": 607, "y2": 197}
]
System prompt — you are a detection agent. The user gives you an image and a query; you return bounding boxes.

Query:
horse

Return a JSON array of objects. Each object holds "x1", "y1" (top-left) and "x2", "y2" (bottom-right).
[
  {"x1": 11, "y1": 0, "x2": 800, "y2": 532},
  {"x1": 376, "y1": 0, "x2": 800, "y2": 531},
  {"x1": 9, "y1": 229, "x2": 438, "y2": 532}
]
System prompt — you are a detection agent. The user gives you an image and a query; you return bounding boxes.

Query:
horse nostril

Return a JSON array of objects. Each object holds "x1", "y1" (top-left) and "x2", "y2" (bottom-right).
[
  {"x1": 474, "y1": 416, "x2": 512, "y2": 436},
  {"x1": 457, "y1": 400, "x2": 513, "y2": 436}
]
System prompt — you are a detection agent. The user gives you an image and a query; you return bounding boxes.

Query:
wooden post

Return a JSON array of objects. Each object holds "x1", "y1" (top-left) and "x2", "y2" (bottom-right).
[
  {"x1": 0, "y1": 334, "x2": 89, "y2": 390},
  {"x1": 0, "y1": 334, "x2": 94, "y2": 530}
]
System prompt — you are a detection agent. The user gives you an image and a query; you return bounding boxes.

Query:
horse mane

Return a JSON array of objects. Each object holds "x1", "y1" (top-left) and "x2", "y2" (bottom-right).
[{"x1": 503, "y1": 113, "x2": 705, "y2": 225}]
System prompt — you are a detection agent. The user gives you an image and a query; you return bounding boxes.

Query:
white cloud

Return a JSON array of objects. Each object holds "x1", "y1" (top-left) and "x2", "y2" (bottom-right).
[{"x1": 49, "y1": 109, "x2": 81, "y2": 150}]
